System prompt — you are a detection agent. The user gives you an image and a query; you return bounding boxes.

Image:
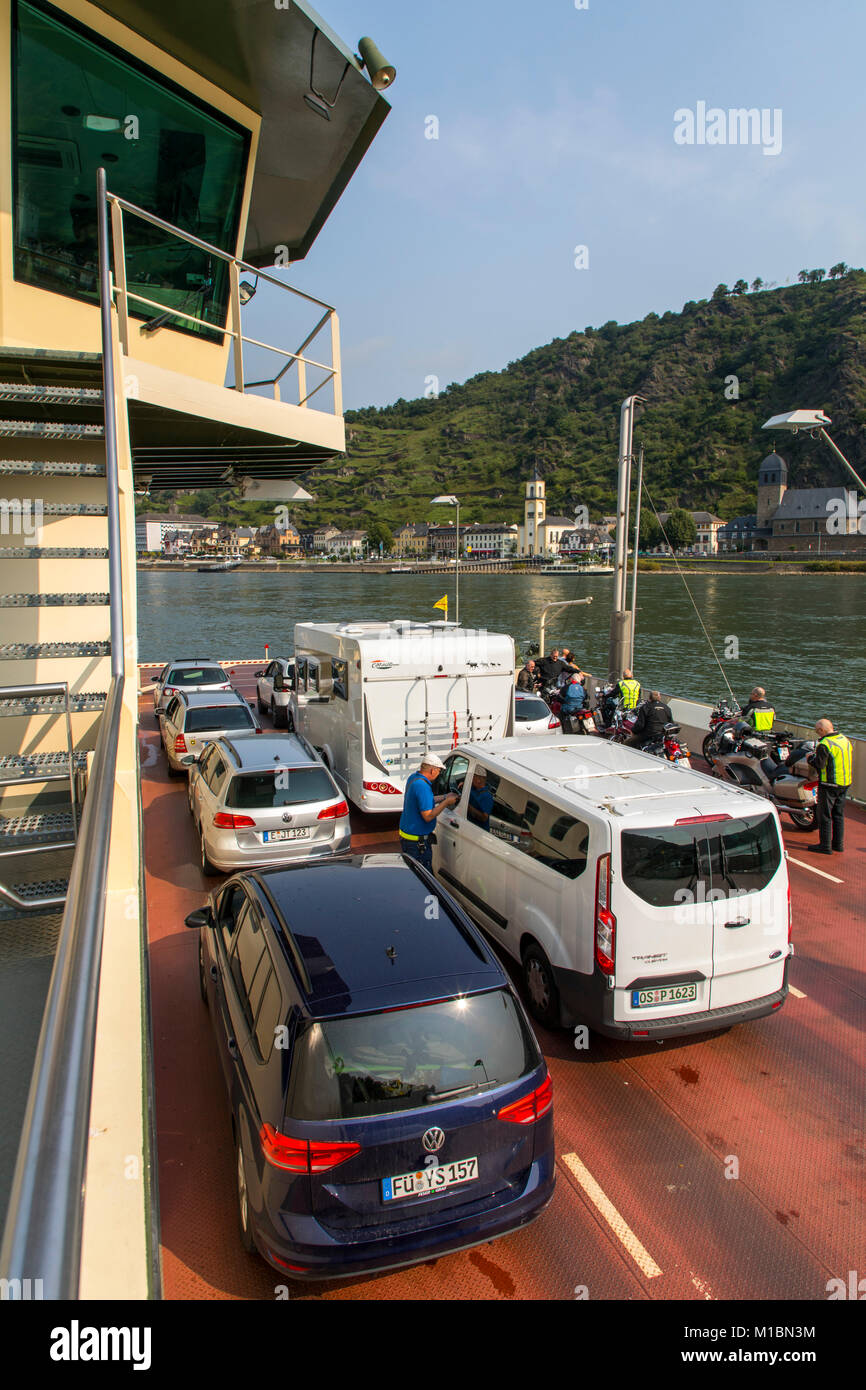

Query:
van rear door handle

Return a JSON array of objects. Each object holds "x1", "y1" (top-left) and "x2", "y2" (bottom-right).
[
  {"x1": 445, "y1": 818, "x2": 460, "y2": 827},
  {"x1": 724, "y1": 918, "x2": 751, "y2": 929}
]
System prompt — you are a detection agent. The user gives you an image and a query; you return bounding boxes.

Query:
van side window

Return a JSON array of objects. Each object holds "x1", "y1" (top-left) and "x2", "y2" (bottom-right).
[
  {"x1": 487, "y1": 776, "x2": 589, "y2": 878},
  {"x1": 332, "y1": 659, "x2": 348, "y2": 701},
  {"x1": 443, "y1": 755, "x2": 470, "y2": 796}
]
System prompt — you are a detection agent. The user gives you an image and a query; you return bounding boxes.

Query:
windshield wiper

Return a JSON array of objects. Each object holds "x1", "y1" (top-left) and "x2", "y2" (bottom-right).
[{"x1": 425, "y1": 1078, "x2": 499, "y2": 1103}]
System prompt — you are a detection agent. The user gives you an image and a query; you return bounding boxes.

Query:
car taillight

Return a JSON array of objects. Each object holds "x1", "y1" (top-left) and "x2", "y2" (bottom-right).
[
  {"x1": 220, "y1": 684, "x2": 232, "y2": 691},
  {"x1": 213, "y1": 811, "x2": 256, "y2": 829},
  {"x1": 260, "y1": 1124, "x2": 360, "y2": 1173},
  {"x1": 548, "y1": 716, "x2": 561, "y2": 729},
  {"x1": 164, "y1": 686, "x2": 178, "y2": 697},
  {"x1": 318, "y1": 801, "x2": 350, "y2": 820},
  {"x1": 173, "y1": 733, "x2": 188, "y2": 754},
  {"x1": 363, "y1": 781, "x2": 402, "y2": 795},
  {"x1": 497, "y1": 1072, "x2": 553, "y2": 1125},
  {"x1": 595, "y1": 853, "x2": 616, "y2": 974}
]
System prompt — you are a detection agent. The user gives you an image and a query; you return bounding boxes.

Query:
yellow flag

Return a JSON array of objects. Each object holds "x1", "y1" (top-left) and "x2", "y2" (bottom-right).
[{"x1": 433, "y1": 594, "x2": 448, "y2": 614}]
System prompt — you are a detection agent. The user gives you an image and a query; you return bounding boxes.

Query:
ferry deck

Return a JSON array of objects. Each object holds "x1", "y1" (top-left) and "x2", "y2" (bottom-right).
[{"x1": 140, "y1": 663, "x2": 866, "y2": 1302}]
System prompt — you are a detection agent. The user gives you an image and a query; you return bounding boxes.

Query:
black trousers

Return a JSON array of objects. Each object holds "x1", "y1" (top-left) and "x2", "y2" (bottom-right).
[{"x1": 817, "y1": 784, "x2": 848, "y2": 851}]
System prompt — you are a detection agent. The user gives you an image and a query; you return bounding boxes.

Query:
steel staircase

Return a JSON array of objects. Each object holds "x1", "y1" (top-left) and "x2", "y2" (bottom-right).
[{"x1": 0, "y1": 358, "x2": 110, "y2": 1223}]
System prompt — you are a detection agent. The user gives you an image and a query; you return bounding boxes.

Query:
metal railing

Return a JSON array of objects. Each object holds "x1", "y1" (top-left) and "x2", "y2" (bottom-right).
[
  {"x1": 106, "y1": 188, "x2": 342, "y2": 413},
  {"x1": 0, "y1": 169, "x2": 130, "y2": 1296}
]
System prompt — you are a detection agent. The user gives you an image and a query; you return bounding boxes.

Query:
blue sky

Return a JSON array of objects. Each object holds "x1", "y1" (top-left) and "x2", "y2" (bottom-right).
[{"x1": 247, "y1": 0, "x2": 866, "y2": 411}]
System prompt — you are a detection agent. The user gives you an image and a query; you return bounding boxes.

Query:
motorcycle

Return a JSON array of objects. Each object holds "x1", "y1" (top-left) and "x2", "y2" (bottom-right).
[
  {"x1": 702, "y1": 696, "x2": 742, "y2": 763},
  {"x1": 643, "y1": 722, "x2": 692, "y2": 768},
  {"x1": 548, "y1": 683, "x2": 595, "y2": 735},
  {"x1": 709, "y1": 727, "x2": 818, "y2": 828}
]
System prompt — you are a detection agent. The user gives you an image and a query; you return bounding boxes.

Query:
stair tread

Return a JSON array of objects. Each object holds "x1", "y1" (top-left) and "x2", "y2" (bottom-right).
[
  {"x1": 0, "y1": 752, "x2": 86, "y2": 782},
  {"x1": 40, "y1": 503, "x2": 108, "y2": 516},
  {"x1": 0, "y1": 421, "x2": 104, "y2": 437},
  {"x1": 0, "y1": 691, "x2": 106, "y2": 715},
  {"x1": 0, "y1": 548, "x2": 109, "y2": 559},
  {"x1": 0, "y1": 459, "x2": 106, "y2": 477},
  {"x1": 0, "y1": 641, "x2": 111, "y2": 658},
  {"x1": 0, "y1": 812, "x2": 76, "y2": 843},
  {"x1": 0, "y1": 878, "x2": 69, "y2": 918},
  {"x1": 0, "y1": 592, "x2": 110, "y2": 606},
  {"x1": 0, "y1": 384, "x2": 103, "y2": 402}
]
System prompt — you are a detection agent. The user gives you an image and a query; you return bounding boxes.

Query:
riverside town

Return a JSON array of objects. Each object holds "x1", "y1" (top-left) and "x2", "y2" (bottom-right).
[{"x1": 0, "y1": 0, "x2": 862, "y2": 1362}]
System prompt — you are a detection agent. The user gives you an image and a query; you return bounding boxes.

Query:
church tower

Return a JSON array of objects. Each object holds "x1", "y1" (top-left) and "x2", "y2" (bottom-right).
[
  {"x1": 522, "y1": 469, "x2": 547, "y2": 556},
  {"x1": 757, "y1": 452, "x2": 788, "y2": 528}
]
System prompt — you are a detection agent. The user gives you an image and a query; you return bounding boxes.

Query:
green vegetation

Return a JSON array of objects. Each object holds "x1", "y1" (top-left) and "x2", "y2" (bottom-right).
[
  {"x1": 801, "y1": 559, "x2": 866, "y2": 572},
  {"x1": 138, "y1": 273, "x2": 866, "y2": 531}
]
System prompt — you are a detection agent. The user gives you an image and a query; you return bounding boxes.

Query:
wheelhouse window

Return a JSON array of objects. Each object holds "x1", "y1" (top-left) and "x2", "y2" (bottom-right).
[{"x1": 13, "y1": 0, "x2": 250, "y2": 335}]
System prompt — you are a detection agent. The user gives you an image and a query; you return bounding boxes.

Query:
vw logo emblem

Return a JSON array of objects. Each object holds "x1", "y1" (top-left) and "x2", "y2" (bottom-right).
[
  {"x1": 422, "y1": 1127, "x2": 445, "y2": 1154},
  {"x1": 281, "y1": 812, "x2": 293, "y2": 824}
]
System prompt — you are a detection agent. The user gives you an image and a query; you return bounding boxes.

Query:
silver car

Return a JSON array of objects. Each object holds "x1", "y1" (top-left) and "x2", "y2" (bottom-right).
[
  {"x1": 189, "y1": 731, "x2": 352, "y2": 876},
  {"x1": 161, "y1": 690, "x2": 259, "y2": 775},
  {"x1": 255, "y1": 658, "x2": 295, "y2": 728},
  {"x1": 514, "y1": 692, "x2": 560, "y2": 736},
  {"x1": 152, "y1": 658, "x2": 231, "y2": 716}
]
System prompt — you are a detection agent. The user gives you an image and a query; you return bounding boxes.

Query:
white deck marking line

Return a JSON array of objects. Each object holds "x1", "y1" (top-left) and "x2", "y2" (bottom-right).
[
  {"x1": 561, "y1": 1152, "x2": 662, "y2": 1279},
  {"x1": 788, "y1": 985, "x2": 807, "y2": 999},
  {"x1": 787, "y1": 855, "x2": 844, "y2": 884}
]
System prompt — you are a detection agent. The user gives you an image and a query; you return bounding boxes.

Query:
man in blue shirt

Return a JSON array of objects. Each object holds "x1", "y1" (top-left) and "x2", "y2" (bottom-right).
[
  {"x1": 399, "y1": 753, "x2": 459, "y2": 870},
  {"x1": 467, "y1": 768, "x2": 494, "y2": 830},
  {"x1": 560, "y1": 673, "x2": 587, "y2": 734}
]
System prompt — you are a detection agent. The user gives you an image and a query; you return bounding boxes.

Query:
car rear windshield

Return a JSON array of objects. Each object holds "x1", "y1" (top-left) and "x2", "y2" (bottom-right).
[
  {"x1": 620, "y1": 813, "x2": 782, "y2": 907},
  {"x1": 225, "y1": 766, "x2": 336, "y2": 809},
  {"x1": 516, "y1": 699, "x2": 549, "y2": 722},
  {"x1": 287, "y1": 989, "x2": 539, "y2": 1120},
  {"x1": 185, "y1": 706, "x2": 254, "y2": 733},
  {"x1": 168, "y1": 667, "x2": 226, "y2": 686}
]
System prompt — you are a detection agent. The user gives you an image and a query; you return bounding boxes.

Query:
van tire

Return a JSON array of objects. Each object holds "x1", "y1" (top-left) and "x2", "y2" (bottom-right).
[{"x1": 522, "y1": 943, "x2": 561, "y2": 1030}]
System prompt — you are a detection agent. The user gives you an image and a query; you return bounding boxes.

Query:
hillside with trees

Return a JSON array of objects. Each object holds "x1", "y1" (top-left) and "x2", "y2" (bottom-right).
[{"x1": 138, "y1": 269, "x2": 866, "y2": 531}]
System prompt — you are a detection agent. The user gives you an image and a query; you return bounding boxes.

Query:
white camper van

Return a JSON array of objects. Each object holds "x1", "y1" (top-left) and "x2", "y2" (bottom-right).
[
  {"x1": 432, "y1": 736, "x2": 792, "y2": 1040},
  {"x1": 289, "y1": 621, "x2": 516, "y2": 813}
]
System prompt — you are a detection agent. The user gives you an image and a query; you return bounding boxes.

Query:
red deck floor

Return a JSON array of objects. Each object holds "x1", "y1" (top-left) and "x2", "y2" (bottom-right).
[{"x1": 140, "y1": 666, "x2": 866, "y2": 1300}]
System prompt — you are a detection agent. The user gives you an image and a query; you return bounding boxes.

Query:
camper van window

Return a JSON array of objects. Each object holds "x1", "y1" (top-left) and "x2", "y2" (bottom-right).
[
  {"x1": 307, "y1": 662, "x2": 320, "y2": 695},
  {"x1": 332, "y1": 660, "x2": 348, "y2": 701}
]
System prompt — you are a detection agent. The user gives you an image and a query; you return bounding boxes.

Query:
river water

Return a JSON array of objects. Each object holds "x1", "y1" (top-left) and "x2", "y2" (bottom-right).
[{"x1": 138, "y1": 569, "x2": 866, "y2": 736}]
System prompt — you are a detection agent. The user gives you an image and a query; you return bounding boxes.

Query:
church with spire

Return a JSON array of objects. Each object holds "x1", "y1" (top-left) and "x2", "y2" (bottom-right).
[{"x1": 517, "y1": 469, "x2": 575, "y2": 557}]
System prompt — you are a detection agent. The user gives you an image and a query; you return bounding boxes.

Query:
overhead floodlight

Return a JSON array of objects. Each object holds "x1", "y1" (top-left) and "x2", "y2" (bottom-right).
[
  {"x1": 763, "y1": 407, "x2": 865, "y2": 494},
  {"x1": 357, "y1": 36, "x2": 396, "y2": 91},
  {"x1": 763, "y1": 409, "x2": 832, "y2": 432}
]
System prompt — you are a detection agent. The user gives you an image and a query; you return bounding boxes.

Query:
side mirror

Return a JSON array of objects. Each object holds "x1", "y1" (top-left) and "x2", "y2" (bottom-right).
[
  {"x1": 185, "y1": 907, "x2": 212, "y2": 930},
  {"x1": 255, "y1": 670, "x2": 264, "y2": 678}
]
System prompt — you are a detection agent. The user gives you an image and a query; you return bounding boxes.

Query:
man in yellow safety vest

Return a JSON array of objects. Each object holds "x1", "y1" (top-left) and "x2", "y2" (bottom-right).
[
  {"x1": 808, "y1": 719, "x2": 854, "y2": 855},
  {"x1": 741, "y1": 687, "x2": 776, "y2": 733},
  {"x1": 617, "y1": 670, "x2": 642, "y2": 710}
]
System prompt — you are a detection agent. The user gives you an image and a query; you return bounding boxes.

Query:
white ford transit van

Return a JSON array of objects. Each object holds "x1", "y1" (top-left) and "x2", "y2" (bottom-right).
[{"x1": 432, "y1": 737, "x2": 792, "y2": 1039}]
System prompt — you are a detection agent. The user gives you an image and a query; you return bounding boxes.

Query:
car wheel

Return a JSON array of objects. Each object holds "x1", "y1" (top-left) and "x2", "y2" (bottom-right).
[
  {"x1": 257, "y1": 688, "x2": 266, "y2": 714},
  {"x1": 522, "y1": 942, "x2": 562, "y2": 1030},
  {"x1": 285, "y1": 707, "x2": 295, "y2": 732},
  {"x1": 237, "y1": 1139, "x2": 256, "y2": 1254},
  {"x1": 198, "y1": 934, "x2": 208, "y2": 1005},
  {"x1": 166, "y1": 759, "x2": 182, "y2": 778},
  {"x1": 200, "y1": 832, "x2": 217, "y2": 877}
]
